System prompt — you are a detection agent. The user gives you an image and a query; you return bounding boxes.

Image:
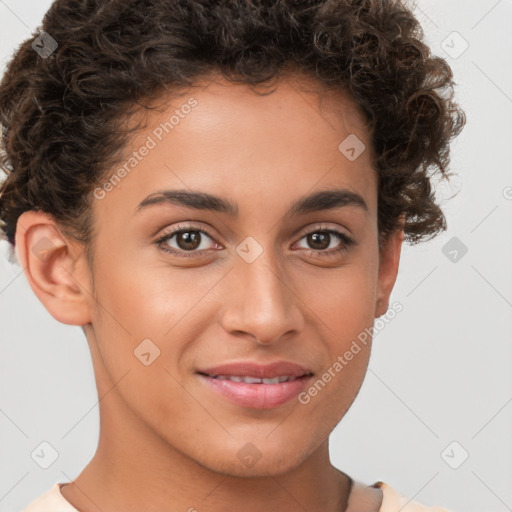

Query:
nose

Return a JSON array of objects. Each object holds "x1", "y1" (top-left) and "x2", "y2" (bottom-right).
[{"x1": 219, "y1": 251, "x2": 305, "y2": 346}]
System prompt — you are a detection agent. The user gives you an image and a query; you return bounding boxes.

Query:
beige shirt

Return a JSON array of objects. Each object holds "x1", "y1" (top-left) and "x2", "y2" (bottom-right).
[{"x1": 23, "y1": 480, "x2": 452, "y2": 512}]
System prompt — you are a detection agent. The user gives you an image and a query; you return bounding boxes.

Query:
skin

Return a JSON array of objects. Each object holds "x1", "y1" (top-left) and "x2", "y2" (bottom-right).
[{"x1": 15, "y1": 73, "x2": 403, "y2": 512}]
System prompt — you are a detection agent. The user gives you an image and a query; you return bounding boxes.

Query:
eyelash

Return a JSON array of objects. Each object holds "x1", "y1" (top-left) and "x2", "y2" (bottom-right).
[{"x1": 154, "y1": 223, "x2": 355, "y2": 259}]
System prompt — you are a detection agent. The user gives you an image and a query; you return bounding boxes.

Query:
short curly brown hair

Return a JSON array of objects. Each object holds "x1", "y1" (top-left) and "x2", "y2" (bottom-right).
[{"x1": 0, "y1": 0, "x2": 465, "y2": 264}]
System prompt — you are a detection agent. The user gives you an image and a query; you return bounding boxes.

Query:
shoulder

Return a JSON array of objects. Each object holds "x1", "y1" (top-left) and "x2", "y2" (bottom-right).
[
  {"x1": 374, "y1": 481, "x2": 454, "y2": 512},
  {"x1": 22, "y1": 483, "x2": 78, "y2": 512}
]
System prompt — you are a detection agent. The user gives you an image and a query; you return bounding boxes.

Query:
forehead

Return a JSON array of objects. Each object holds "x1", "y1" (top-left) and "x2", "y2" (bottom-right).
[
  {"x1": 94, "y1": 73, "x2": 377, "y2": 222},
  {"x1": 139, "y1": 72, "x2": 371, "y2": 143}
]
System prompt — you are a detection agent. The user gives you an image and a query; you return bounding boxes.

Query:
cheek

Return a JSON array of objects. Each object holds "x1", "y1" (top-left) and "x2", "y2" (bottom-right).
[
  {"x1": 91, "y1": 243, "x2": 212, "y2": 341},
  {"x1": 87, "y1": 251, "x2": 218, "y2": 408},
  {"x1": 295, "y1": 261, "x2": 378, "y2": 408},
  {"x1": 296, "y1": 256, "x2": 378, "y2": 338}
]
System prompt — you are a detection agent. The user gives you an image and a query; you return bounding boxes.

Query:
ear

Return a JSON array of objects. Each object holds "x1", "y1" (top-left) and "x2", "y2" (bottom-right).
[
  {"x1": 14, "y1": 210, "x2": 92, "y2": 326},
  {"x1": 375, "y1": 216, "x2": 405, "y2": 318}
]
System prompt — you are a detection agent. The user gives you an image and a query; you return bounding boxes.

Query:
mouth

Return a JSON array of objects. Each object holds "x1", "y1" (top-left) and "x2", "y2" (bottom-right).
[
  {"x1": 196, "y1": 361, "x2": 314, "y2": 409},
  {"x1": 200, "y1": 374, "x2": 306, "y2": 384}
]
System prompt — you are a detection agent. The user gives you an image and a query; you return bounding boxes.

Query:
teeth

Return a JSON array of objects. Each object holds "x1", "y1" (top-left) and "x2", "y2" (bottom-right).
[
  {"x1": 229, "y1": 376, "x2": 245, "y2": 382},
  {"x1": 213, "y1": 375, "x2": 298, "y2": 384}
]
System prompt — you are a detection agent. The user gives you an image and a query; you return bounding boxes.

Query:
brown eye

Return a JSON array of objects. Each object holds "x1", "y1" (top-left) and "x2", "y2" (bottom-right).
[
  {"x1": 295, "y1": 228, "x2": 355, "y2": 258},
  {"x1": 306, "y1": 232, "x2": 331, "y2": 250},
  {"x1": 174, "y1": 231, "x2": 202, "y2": 251},
  {"x1": 155, "y1": 225, "x2": 220, "y2": 257}
]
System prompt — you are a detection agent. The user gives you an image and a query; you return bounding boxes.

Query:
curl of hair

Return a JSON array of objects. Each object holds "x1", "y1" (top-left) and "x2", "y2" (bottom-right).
[{"x1": 0, "y1": 0, "x2": 465, "y2": 263}]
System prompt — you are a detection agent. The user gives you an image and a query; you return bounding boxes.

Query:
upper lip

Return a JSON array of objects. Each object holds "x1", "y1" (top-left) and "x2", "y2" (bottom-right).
[{"x1": 197, "y1": 361, "x2": 314, "y2": 379}]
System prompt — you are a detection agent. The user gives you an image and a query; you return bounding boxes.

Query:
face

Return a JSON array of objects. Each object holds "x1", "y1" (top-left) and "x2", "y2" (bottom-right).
[{"x1": 19, "y1": 73, "x2": 402, "y2": 478}]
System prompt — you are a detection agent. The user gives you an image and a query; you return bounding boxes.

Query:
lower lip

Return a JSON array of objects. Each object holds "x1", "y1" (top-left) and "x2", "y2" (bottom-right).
[{"x1": 198, "y1": 374, "x2": 313, "y2": 409}]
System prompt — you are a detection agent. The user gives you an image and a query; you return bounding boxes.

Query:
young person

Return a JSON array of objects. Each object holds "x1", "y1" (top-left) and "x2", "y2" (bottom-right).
[{"x1": 0, "y1": 0, "x2": 465, "y2": 511}]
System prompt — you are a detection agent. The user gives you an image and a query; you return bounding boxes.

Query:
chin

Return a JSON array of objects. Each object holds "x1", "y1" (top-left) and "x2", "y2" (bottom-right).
[{"x1": 194, "y1": 437, "x2": 313, "y2": 478}]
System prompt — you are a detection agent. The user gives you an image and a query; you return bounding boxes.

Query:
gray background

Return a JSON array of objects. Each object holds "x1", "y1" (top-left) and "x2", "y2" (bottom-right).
[{"x1": 1, "y1": 1, "x2": 511, "y2": 511}]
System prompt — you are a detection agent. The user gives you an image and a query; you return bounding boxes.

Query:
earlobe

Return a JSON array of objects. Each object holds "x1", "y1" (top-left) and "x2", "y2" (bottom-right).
[{"x1": 14, "y1": 210, "x2": 92, "y2": 326}]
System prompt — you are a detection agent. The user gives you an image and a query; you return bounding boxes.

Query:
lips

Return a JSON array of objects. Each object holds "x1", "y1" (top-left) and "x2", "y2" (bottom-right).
[
  {"x1": 198, "y1": 361, "x2": 313, "y2": 379},
  {"x1": 196, "y1": 361, "x2": 314, "y2": 409}
]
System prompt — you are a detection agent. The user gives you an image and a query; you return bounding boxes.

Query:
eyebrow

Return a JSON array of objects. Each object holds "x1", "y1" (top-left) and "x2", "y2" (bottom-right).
[{"x1": 135, "y1": 188, "x2": 369, "y2": 218}]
